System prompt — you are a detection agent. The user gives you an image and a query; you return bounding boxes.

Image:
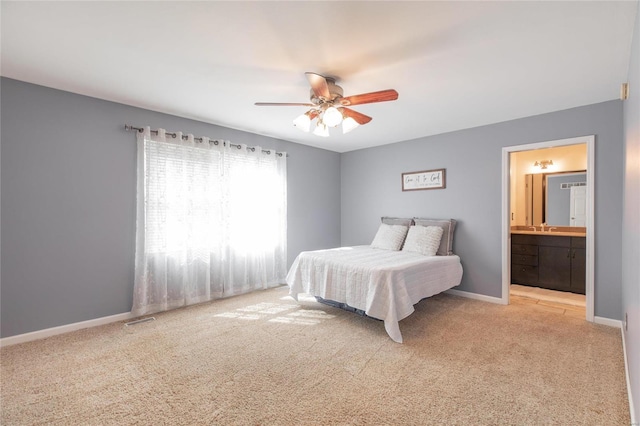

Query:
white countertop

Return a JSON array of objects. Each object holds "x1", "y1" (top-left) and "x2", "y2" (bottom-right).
[{"x1": 511, "y1": 230, "x2": 586, "y2": 237}]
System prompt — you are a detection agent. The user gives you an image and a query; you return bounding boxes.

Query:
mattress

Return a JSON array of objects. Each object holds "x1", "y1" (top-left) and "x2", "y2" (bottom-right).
[{"x1": 286, "y1": 245, "x2": 463, "y2": 343}]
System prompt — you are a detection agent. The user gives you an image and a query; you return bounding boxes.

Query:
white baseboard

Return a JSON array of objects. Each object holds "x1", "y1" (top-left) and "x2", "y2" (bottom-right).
[
  {"x1": 0, "y1": 312, "x2": 135, "y2": 347},
  {"x1": 621, "y1": 329, "x2": 637, "y2": 424},
  {"x1": 594, "y1": 316, "x2": 623, "y2": 328},
  {"x1": 445, "y1": 289, "x2": 504, "y2": 305}
]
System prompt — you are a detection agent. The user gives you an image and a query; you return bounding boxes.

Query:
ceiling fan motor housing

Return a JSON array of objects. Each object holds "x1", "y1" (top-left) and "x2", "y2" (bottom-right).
[{"x1": 310, "y1": 78, "x2": 344, "y2": 105}]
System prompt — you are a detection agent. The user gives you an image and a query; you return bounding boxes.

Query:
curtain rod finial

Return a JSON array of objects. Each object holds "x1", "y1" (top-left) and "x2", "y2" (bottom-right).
[{"x1": 124, "y1": 124, "x2": 144, "y2": 133}]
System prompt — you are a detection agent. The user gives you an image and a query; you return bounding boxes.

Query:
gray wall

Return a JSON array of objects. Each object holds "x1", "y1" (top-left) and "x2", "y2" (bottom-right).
[
  {"x1": 622, "y1": 1, "x2": 640, "y2": 418},
  {"x1": 0, "y1": 77, "x2": 629, "y2": 342},
  {"x1": 341, "y1": 100, "x2": 624, "y2": 319},
  {"x1": 0, "y1": 77, "x2": 341, "y2": 338}
]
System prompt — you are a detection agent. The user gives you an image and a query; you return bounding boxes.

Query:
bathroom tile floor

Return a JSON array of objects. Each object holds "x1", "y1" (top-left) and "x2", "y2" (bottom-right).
[{"x1": 510, "y1": 284, "x2": 586, "y2": 318}]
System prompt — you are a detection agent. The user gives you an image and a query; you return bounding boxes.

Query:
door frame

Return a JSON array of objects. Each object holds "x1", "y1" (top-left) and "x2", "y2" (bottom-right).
[{"x1": 501, "y1": 135, "x2": 595, "y2": 321}]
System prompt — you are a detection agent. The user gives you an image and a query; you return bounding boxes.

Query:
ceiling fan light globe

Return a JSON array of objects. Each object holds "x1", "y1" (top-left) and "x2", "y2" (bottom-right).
[
  {"x1": 323, "y1": 106, "x2": 343, "y2": 127},
  {"x1": 293, "y1": 113, "x2": 311, "y2": 132},
  {"x1": 313, "y1": 122, "x2": 330, "y2": 137},
  {"x1": 342, "y1": 117, "x2": 359, "y2": 134}
]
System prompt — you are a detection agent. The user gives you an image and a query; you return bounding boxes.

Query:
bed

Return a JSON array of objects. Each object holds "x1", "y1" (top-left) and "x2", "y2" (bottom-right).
[{"x1": 286, "y1": 217, "x2": 463, "y2": 343}]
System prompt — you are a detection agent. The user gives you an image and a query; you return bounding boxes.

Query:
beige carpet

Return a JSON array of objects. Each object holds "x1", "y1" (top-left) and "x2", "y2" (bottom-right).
[{"x1": 1, "y1": 286, "x2": 630, "y2": 425}]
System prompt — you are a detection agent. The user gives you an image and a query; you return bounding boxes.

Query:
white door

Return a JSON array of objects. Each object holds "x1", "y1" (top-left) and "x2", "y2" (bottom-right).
[{"x1": 570, "y1": 186, "x2": 587, "y2": 226}]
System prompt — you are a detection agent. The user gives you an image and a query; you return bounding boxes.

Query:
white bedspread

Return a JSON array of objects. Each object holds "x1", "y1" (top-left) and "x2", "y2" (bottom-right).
[{"x1": 286, "y1": 245, "x2": 463, "y2": 343}]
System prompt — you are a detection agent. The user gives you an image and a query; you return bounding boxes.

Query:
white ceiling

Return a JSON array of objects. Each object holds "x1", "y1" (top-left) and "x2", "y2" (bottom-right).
[{"x1": 1, "y1": 1, "x2": 637, "y2": 153}]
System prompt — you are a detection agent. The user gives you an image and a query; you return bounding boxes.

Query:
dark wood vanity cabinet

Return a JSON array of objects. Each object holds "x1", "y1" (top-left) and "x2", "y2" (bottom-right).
[
  {"x1": 570, "y1": 238, "x2": 586, "y2": 293},
  {"x1": 511, "y1": 241, "x2": 539, "y2": 285},
  {"x1": 511, "y1": 234, "x2": 585, "y2": 294}
]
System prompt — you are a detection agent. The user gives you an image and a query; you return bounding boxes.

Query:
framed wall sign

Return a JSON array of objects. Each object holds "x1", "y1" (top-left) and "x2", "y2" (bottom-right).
[{"x1": 402, "y1": 168, "x2": 446, "y2": 191}]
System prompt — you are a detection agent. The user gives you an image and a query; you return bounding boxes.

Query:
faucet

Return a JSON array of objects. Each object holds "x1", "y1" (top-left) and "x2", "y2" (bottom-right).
[
  {"x1": 540, "y1": 223, "x2": 546, "y2": 232},
  {"x1": 529, "y1": 226, "x2": 537, "y2": 232}
]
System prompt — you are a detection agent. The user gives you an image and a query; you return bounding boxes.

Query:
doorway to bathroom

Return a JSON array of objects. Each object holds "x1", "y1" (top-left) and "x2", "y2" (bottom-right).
[{"x1": 501, "y1": 135, "x2": 594, "y2": 321}]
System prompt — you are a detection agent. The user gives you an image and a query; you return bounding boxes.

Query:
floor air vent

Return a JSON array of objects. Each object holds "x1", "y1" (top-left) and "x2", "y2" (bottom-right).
[{"x1": 125, "y1": 317, "x2": 156, "y2": 326}]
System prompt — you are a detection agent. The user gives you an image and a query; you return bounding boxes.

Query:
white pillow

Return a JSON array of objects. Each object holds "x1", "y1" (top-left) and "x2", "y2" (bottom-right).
[
  {"x1": 370, "y1": 224, "x2": 409, "y2": 251},
  {"x1": 413, "y1": 218, "x2": 457, "y2": 255},
  {"x1": 402, "y1": 226, "x2": 444, "y2": 256}
]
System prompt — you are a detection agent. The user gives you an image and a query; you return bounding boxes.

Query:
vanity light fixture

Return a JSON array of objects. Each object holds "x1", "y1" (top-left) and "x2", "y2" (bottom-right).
[{"x1": 534, "y1": 160, "x2": 554, "y2": 170}]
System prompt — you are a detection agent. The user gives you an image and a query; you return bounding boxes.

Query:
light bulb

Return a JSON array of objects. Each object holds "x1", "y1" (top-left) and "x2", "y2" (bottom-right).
[
  {"x1": 323, "y1": 106, "x2": 343, "y2": 127},
  {"x1": 293, "y1": 113, "x2": 311, "y2": 132},
  {"x1": 342, "y1": 117, "x2": 359, "y2": 134},
  {"x1": 313, "y1": 122, "x2": 330, "y2": 137}
]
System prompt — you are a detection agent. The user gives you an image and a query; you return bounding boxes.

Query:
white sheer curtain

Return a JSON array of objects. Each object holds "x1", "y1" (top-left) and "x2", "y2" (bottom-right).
[{"x1": 132, "y1": 127, "x2": 287, "y2": 316}]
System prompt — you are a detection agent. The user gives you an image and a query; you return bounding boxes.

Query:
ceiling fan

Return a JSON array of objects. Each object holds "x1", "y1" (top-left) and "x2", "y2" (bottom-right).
[{"x1": 255, "y1": 72, "x2": 399, "y2": 137}]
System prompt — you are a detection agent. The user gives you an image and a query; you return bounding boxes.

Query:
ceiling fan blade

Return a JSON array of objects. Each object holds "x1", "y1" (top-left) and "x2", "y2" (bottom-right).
[
  {"x1": 305, "y1": 72, "x2": 331, "y2": 100},
  {"x1": 340, "y1": 89, "x2": 398, "y2": 106},
  {"x1": 340, "y1": 107, "x2": 372, "y2": 125},
  {"x1": 255, "y1": 102, "x2": 315, "y2": 107}
]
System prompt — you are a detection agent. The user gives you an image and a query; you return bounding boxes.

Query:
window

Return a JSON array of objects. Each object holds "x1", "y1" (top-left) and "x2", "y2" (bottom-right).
[{"x1": 132, "y1": 128, "x2": 287, "y2": 316}]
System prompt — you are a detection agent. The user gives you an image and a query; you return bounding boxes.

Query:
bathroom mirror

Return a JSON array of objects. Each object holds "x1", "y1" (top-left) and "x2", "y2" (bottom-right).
[{"x1": 524, "y1": 170, "x2": 586, "y2": 226}]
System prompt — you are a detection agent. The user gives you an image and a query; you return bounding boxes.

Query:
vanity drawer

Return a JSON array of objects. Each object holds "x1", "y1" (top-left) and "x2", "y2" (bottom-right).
[
  {"x1": 512, "y1": 254, "x2": 538, "y2": 266},
  {"x1": 571, "y1": 237, "x2": 586, "y2": 248},
  {"x1": 512, "y1": 234, "x2": 539, "y2": 245},
  {"x1": 512, "y1": 265, "x2": 538, "y2": 284},
  {"x1": 512, "y1": 244, "x2": 537, "y2": 256}
]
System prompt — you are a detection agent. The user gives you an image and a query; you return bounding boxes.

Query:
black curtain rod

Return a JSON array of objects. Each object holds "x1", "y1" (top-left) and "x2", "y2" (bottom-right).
[{"x1": 124, "y1": 124, "x2": 287, "y2": 157}]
